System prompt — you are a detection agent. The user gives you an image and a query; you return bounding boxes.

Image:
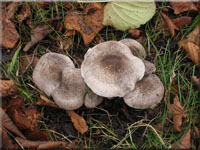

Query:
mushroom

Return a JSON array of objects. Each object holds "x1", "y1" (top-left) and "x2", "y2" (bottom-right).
[
  {"x1": 32, "y1": 53, "x2": 75, "y2": 96},
  {"x1": 52, "y1": 68, "x2": 87, "y2": 110},
  {"x1": 81, "y1": 41, "x2": 145, "y2": 98},
  {"x1": 84, "y1": 90, "x2": 103, "y2": 108},
  {"x1": 119, "y1": 38, "x2": 156, "y2": 75},
  {"x1": 123, "y1": 74, "x2": 164, "y2": 109}
]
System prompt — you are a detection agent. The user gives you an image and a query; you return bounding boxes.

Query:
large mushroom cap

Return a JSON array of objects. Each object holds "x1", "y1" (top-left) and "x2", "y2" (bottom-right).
[
  {"x1": 84, "y1": 90, "x2": 103, "y2": 108},
  {"x1": 52, "y1": 68, "x2": 87, "y2": 110},
  {"x1": 81, "y1": 41, "x2": 145, "y2": 98},
  {"x1": 124, "y1": 74, "x2": 164, "y2": 109},
  {"x1": 33, "y1": 53, "x2": 75, "y2": 96},
  {"x1": 119, "y1": 38, "x2": 146, "y2": 58}
]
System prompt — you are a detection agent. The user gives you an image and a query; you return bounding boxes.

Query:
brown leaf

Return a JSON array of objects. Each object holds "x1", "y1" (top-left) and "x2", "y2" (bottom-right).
[
  {"x1": 191, "y1": 76, "x2": 200, "y2": 87},
  {"x1": 170, "y1": 1, "x2": 198, "y2": 14},
  {"x1": 16, "y1": 137, "x2": 66, "y2": 149},
  {"x1": 36, "y1": 95, "x2": 60, "y2": 109},
  {"x1": 194, "y1": 126, "x2": 200, "y2": 137},
  {"x1": 0, "y1": 19, "x2": 20, "y2": 49},
  {"x1": 0, "y1": 79, "x2": 18, "y2": 97},
  {"x1": 172, "y1": 128, "x2": 192, "y2": 149},
  {"x1": 34, "y1": 2, "x2": 52, "y2": 9},
  {"x1": 23, "y1": 24, "x2": 53, "y2": 52},
  {"x1": 67, "y1": 110, "x2": 88, "y2": 135},
  {"x1": 1, "y1": 128, "x2": 19, "y2": 149},
  {"x1": 17, "y1": 3, "x2": 31, "y2": 22},
  {"x1": 158, "y1": 16, "x2": 192, "y2": 31},
  {"x1": 128, "y1": 29, "x2": 142, "y2": 39},
  {"x1": 179, "y1": 40, "x2": 199, "y2": 64},
  {"x1": 23, "y1": 130, "x2": 50, "y2": 141},
  {"x1": 4, "y1": 2, "x2": 19, "y2": 20},
  {"x1": 166, "y1": 94, "x2": 188, "y2": 132},
  {"x1": 64, "y1": 30, "x2": 76, "y2": 37},
  {"x1": 0, "y1": 107, "x2": 26, "y2": 139},
  {"x1": 185, "y1": 23, "x2": 200, "y2": 46},
  {"x1": 160, "y1": 12, "x2": 179, "y2": 37},
  {"x1": 20, "y1": 55, "x2": 39, "y2": 70},
  {"x1": 64, "y1": 3, "x2": 104, "y2": 46}
]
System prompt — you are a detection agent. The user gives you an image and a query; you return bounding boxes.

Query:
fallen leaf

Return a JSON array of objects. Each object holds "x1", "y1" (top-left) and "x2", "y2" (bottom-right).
[
  {"x1": 36, "y1": 95, "x2": 60, "y2": 109},
  {"x1": 67, "y1": 110, "x2": 88, "y2": 135},
  {"x1": 34, "y1": 2, "x2": 52, "y2": 9},
  {"x1": 128, "y1": 29, "x2": 142, "y2": 39},
  {"x1": 65, "y1": 3, "x2": 104, "y2": 46},
  {"x1": 16, "y1": 137, "x2": 66, "y2": 149},
  {"x1": 172, "y1": 128, "x2": 192, "y2": 149},
  {"x1": 194, "y1": 126, "x2": 199, "y2": 137},
  {"x1": 170, "y1": 1, "x2": 198, "y2": 14},
  {"x1": 166, "y1": 94, "x2": 188, "y2": 132},
  {"x1": 185, "y1": 23, "x2": 200, "y2": 46},
  {"x1": 191, "y1": 76, "x2": 200, "y2": 87},
  {"x1": 158, "y1": 16, "x2": 192, "y2": 31},
  {"x1": 20, "y1": 55, "x2": 39, "y2": 70},
  {"x1": 103, "y1": 1, "x2": 156, "y2": 31},
  {"x1": 0, "y1": 19, "x2": 20, "y2": 49},
  {"x1": 160, "y1": 12, "x2": 179, "y2": 37},
  {"x1": 4, "y1": 2, "x2": 19, "y2": 20},
  {"x1": 23, "y1": 130, "x2": 50, "y2": 141},
  {"x1": 0, "y1": 108, "x2": 26, "y2": 139},
  {"x1": 0, "y1": 79, "x2": 18, "y2": 97},
  {"x1": 23, "y1": 24, "x2": 53, "y2": 52},
  {"x1": 64, "y1": 30, "x2": 76, "y2": 37},
  {"x1": 1, "y1": 128, "x2": 19, "y2": 149},
  {"x1": 17, "y1": 3, "x2": 31, "y2": 22}
]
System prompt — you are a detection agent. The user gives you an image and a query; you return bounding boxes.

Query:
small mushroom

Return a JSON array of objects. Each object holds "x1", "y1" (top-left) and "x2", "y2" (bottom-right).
[
  {"x1": 119, "y1": 39, "x2": 156, "y2": 75},
  {"x1": 84, "y1": 90, "x2": 103, "y2": 108},
  {"x1": 81, "y1": 41, "x2": 145, "y2": 98},
  {"x1": 52, "y1": 68, "x2": 87, "y2": 110},
  {"x1": 124, "y1": 74, "x2": 164, "y2": 109},
  {"x1": 32, "y1": 53, "x2": 75, "y2": 96}
]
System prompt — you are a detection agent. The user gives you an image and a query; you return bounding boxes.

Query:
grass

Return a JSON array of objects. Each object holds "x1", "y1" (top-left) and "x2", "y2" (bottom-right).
[{"x1": 1, "y1": 1, "x2": 200, "y2": 149}]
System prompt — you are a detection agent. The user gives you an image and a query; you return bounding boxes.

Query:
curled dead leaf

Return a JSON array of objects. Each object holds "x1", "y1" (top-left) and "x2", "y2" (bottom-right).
[
  {"x1": 4, "y1": 2, "x2": 19, "y2": 20},
  {"x1": 67, "y1": 110, "x2": 88, "y2": 135},
  {"x1": 160, "y1": 12, "x2": 179, "y2": 37},
  {"x1": 0, "y1": 80, "x2": 18, "y2": 97},
  {"x1": 23, "y1": 25, "x2": 53, "y2": 52},
  {"x1": 172, "y1": 128, "x2": 192, "y2": 149},
  {"x1": 64, "y1": 3, "x2": 104, "y2": 46},
  {"x1": 170, "y1": 1, "x2": 198, "y2": 14},
  {"x1": 17, "y1": 3, "x2": 31, "y2": 22}
]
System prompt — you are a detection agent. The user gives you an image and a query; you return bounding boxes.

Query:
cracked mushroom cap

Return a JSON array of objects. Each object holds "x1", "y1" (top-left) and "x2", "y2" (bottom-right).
[
  {"x1": 119, "y1": 39, "x2": 156, "y2": 76},
  {"x1": 124, "y1": 74, "x2": 164, "y2": 109},
  {"x1": 52, "y1": 68, "x2": 87, "y2": 110},
  {"x1": 81, "y1": 41, "x2": 145, "y2": 98},
  {"x1": 32, "y1": 53, "x2": 75, "y2": 96},
  {"x1": 84, "y1": 90, "x2": 103, "y2": 108}
]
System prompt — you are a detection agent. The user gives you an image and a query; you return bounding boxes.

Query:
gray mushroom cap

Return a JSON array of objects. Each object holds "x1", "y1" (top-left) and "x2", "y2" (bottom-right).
[
  {"x1": 32, "y1": 53, "x2": 75, "y2": 96},
  {"x1": 84, "y1": 90, "x2": 103, "y2": 108},
  {"x1": 119, "y1": 38, "x2": 146, "y2": 58},
  {"x1": 52, "y1": 68, "x2": 87, "y2": 110},
  {"x1": 124, "y1": 74, "x2": 164, "y2": 109},
  {"x1": 81, "y1": 41, "x2": 145, "y2": 98},
  {"x1": 119, "y1": 39, "x2": 156, "y2": 76}
]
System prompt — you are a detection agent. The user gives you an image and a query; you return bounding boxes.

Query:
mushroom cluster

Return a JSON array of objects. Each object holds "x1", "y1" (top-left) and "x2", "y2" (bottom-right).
[{"x1": 33, "y1": 39, "x2": 164, "y2": 110}]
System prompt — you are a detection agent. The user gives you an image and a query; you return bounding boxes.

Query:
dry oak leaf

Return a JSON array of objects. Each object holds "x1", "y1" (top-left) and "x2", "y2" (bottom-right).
[
  {"x1": 158, "y1": 16, "x2": 192, "y2": 31},
  {"x1": 170, "y1": 1, "x2": 198, "y2": 15},
  {"x1": 160, "y1": 12, "x2": 179, "y2": 37},
  {"x1": 64, "y1": 3, "x2": 104, "y2": 46},
  {"x1": 0, "y1": 107, "x2": 26, "y2": 139},
  {"x1": 23, "y1": 24, "x2": 53, "y2": 52},
  {"x1": 0, "y1": 19, "x2": 20, "y2": 49},
  {"x1": 67, "y1": 110, "x2": 88, "y2": 135},
  {"x1": 172, "y1": 128, "x2": 192, "y2": 149},
  {"x1": 16, "y1": 137, "x2": 66, "y2": 149},
  {"x1": 0, "y1": 79, "x2": 18, "y2": 97},
  {"x1": 17, "y1": 3, "x2": 32, "y2": 22},
  {"x1": 166, "y1": 94, "x2": 188, "y2": 132}
]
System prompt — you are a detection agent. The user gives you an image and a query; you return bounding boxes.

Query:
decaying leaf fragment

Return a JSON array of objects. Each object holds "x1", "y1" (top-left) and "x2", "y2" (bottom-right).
[
  {"x1": 17, "y1": 3, "x2": 32, "y2": 22},
  {"x1": 23, "y1": 25, "x2": 53, "y2": 52},
  {"x1": 65, "y1": 3, "x2": 104, "y2": 46},
  {"x1": 67, "y1": 110, "x2": 88, "y2": 135},
  {"x1": 160, "y1": 12, "x2": 179, "y2": 37},
  {"x1": 178, "y1": 24, "x2": 200, "y2": 64},
  {"x1": 172, "y1": 128, "x2": 192, "y2": 149},
  {"x1": 170, "y1": 1, "x2": 198, "y2": 14},
  {"x1": 166, "y1": 94, "x2": 188, "y2": 132},
  {"x1": 0, "y1": 80, "x2": 18, "y2": 97}
]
